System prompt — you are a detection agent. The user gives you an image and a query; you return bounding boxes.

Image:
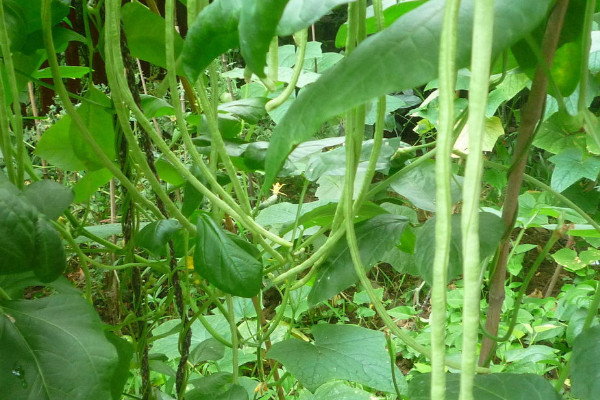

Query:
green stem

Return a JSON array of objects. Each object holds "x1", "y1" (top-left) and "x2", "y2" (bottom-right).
[
  {"x1": 226, "y1": 295, "x2": 239, "y2": 383},
  {"x1": 432, "y1": 0, "x2": 461, "y2": 396},
  {"x1": 0, "y1": 68, "x2": 16, "y2": 182},
  {"x1": 266, "y1": 28, "x2": 307, "y2": 112},
  {"x1": 0, "y1": 0, "x2": 25, "y2": 186},
  {"x1": 460, "y1": 0, "x2": 495, "y2": 397}
]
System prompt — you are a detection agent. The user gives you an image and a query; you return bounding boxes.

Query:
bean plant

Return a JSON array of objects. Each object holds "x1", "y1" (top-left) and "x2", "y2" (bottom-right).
[{"x1": 1, "y1": 0, "x2": 600, "y2": 399}]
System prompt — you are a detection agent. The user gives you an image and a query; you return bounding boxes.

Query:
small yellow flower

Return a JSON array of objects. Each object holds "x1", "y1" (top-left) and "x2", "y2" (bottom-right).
[
  {"x1": 271, "y1": 182, "x2": 287, "y2": 197},
  {"x1": 186, "y1": 256, "x2": 194, "y2": 270}
]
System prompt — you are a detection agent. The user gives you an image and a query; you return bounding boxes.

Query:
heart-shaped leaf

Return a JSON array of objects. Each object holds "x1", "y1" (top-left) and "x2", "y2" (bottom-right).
[{"x1": 268, "y1": 324, "x2": 405, "y2": 393}]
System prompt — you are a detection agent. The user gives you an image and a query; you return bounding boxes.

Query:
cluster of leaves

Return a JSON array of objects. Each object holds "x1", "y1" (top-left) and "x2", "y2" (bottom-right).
[{"x1": 1, "y1": 0, "x2": 600, "y2": 400}]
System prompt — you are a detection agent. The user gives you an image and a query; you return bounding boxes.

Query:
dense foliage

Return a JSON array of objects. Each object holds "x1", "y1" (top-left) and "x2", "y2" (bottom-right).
[{"x1": 1, "y1": 0, "x2": 600, "y2": 399}]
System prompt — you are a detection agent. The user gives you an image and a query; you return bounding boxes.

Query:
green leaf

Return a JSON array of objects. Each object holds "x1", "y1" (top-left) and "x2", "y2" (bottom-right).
[
  {"x1": 182, "y1": 0, "x2": 243, "y2": 83},
  {"x1": 268, "y1": 324, "x2": 405, "y2": 393},
  {"x1": 32, "y1": 218, "x2": 66, "y2": 282},
  {"x1": 549, "y1": 148, "x2": 600, "y2": 193},
  {"x1": 308, "y1": 214, "x2": 408, "y2": 305},
  {"x1": 194, "y1": 213, "x2": 262, "y2": 297},
  {"x1": 69, "y1": 87, "x2": 116, "y2": 171},
  {"x1": 189, "y1": 338, "x2": 226, "y2": 365},
  {"x1": 0, "y1": 291, "x2": 132, "y2": 400},
  {"x1": 415, "y1": 213, "x2": 504, "y2": 285},
  {"x1": 296, "y1": 201, "x2": 388, "y2": 231},
  {"x1": 20, "y1": 0, "x2": 70, "y2": 34},
  {"x1": 263, "y1": 0, "x2": 553, "y2": 190},
  {"x1": 22, "y1": 180, "x2": 73, "y2": 220},
  {"x1": 196, "y1": 114, "x2": 242, "y2": 139},
  {"x1": 35, "y1": 115, "x2": 86, "y2": 171},
  {"x1": 72, "y1": 168, "x2": 113, "y2": 203},
  {"x1": 186, "y1": 372, "x2": 249, "y2": 400},
  {"x1": 3, "y1": 0, "x2": 26, "y2": 51},
  {"x1": 156, "y1": 157, "x2": 186, "y2": 186},
  {"x1": 572, "y1": 325, "x2": 600, "y2": 399},
  {"x1": 408, "y1": 373, "x2": 561, "y2": 399},
  {"x1": 533, "y1": 114, "x2": 588, "y2": 154},
  {"x1": 551, "y1": 248, "x2": 586, "y2": 271},
  {"x1": 389, "y1": 160, "x2": 463, "y2": 212},
  {"x1": 140, "y1": 94, "x2": 175, "y2": 118},
  {"x1": 256, "y1": 200, "x2": 330, "y2": 235},
  {"x1": 299, "y1": 381, "x2": 373, "y2": 400},
  {"x1": 32, "y1": 66, "x2": 92, "y2": 79},
  {"x1": 278, "y1": 0, "x2": 354, "y2": 36},
  {"x1": 238, "y1": 0, "x2": 290, "y2": 77},
  {"x1": 0, "y1": 186, "x2": 37, "y2": 275},
  {"x1": 335, "y1": 0, "x2": 427, "y2": 48},
  {"x1": 136, "y1": 219, "x2": 183, "y2": 257},
  {"x1": 218, "y1": 97, "x2": 268, "y2": 124},
  {"x1": 453, "y1": 116, "x2": 504, "y2": 154},
  {"x1": 0, "y1": 183, "x2": 65, "y2": 281},
  {"x1": 306, "y1": 138, "x2": 401, "y2": 181},
  {"x1": 121, "y1": 2, "x2": 184, "y2": 71},
  {"x1": 105, "y1": 332, "x2": 135, "y2": 400}
]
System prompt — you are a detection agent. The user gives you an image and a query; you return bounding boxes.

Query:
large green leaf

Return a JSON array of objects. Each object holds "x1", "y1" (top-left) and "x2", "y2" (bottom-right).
[
  {"x1": 299, "y1": 381, "x2": 373, "y2": 400},
  {"x1": 121, "y1": 2, "x2": 184, "y2": 71},
  {"x1": 571, "y1": 325, "x2": 600, "y2": 399},
  {"x1": 268, "y1": 324, "x2": 405, "y2": 393},
  {"x1": 0, "y1": 291, "x2": 132, "y2": 400},
  {"x1": 22, "y1": 180, "x2": 73, "y2": 220},
  {"x1": 20, "y1": 0, "x2": 70, "y2": 34},
  {"x1": 277, "y1": 0, "x2": 353, "y2": 36},
  {"x1": 136, "y1": 219, "x2": 183, "y2": 257},
  {"x1": 238, "y1": 0, "x2": 289, "y2": 77},
  {"x1": 218, "y1": 97, "x2": 269, "y2": 124},
  {"x1": 549, "y1": 148, "x2": 600, "y2": 193},
  {"x1": 308, "y1": 214, "x2": 408, "y2": 305},
  {"x1": 2, "y1": 0, "x2": 26, "y2": 51},
  {"x1": 263, "y1": 0, "x2": 553, "y2": 190},
  {"x1": 0, "y1": 181, "x2": 66, "y2": 282},
  {"x1": 32, "y1": 218, "x2": 66, "y2": 282},
  {"x1": 189, "y1": 338, "x2": 226, "y2": 365},
  {"x1": 0, "y1": 185, "x2": 38, "y2": 275},
  {"x1": 533, "y1": 114, "x2": 588, "y2": 154},
  {"x1": 408, "y1": 373, "x2": 561, "y2": 399},
  {"x1": 35, "y1": 115, "x2": 86, "y2": 171},
  {"x1": 182, "y1": 0, "x2": 243, "y2": 83},
  {"x1": 69, "y1": 87, "x2": 116, "y2": 171},
  {"x1": 389, "y1": 160, "x2": 463, "y2": 212},
  {"x1": 194, "y1": 213, "x2": 262, "y2": 297},
  {"x1": 186, "y1": 373, "x2": 248, "y2": 400},
  {"x1": 72, "y1": 168, "x2": 113, "y2": 203},
  {"x1": 414, "y1": 212, "x2": 504, "y2": 285},
  {"x1": 140, "y1": 94, "x2": 175, "y2": 118}
]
